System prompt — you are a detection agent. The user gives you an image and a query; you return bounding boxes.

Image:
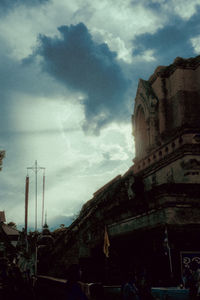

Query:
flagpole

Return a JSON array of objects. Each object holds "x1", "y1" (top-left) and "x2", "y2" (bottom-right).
[
  {"x1": 41, "y1": 172, "x2": 45, "y2": 228},
  {"x1": 168, "y1": 245, "x2": 173, "y2": 276},
  {"x1": 25, "y1": 175, "x2": 29, "y2": 235},
  {"x1": 27, "y1": 160, "x2": 45, "y2": 277},
  {"x1": 165, "y1": 225, "x2": 173, "y2": 278}
]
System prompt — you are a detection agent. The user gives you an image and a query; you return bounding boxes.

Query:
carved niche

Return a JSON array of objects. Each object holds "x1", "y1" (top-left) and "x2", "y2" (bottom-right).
[{"x1": 133, "y1": 79, "x2": 159, "y2": 160}]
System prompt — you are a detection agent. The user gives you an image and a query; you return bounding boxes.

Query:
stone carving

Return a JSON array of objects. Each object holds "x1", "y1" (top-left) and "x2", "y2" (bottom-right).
[
  {"x1": 181, "y1": 159, "x2": 200, "y2": 170},
  {"x1": 152, "y1": 173, "x2": 157, "y2": 186},
  {"x1": 193, "y1": 134, "x2": 200, "y2": 143},
  {"x1": 150, "y1": 95, "x2": 158, "y2": 109},
  {"x1": 126, "y1": 176, "x2": 135, "y2": 200},
  {"x1": 166, "y1": 168, "x2": 174, "y2": 183}
]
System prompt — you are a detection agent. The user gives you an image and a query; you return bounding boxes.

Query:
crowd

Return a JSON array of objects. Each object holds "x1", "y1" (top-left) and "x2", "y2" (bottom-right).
[
  {"x1": 63, "y1": 264, "x2": 154, "y2": 300},
  {"x1": 182, "y1": 261, "x2": 200, "y2": 299},
  {"x1": 0, "y1": 257, "x2": 35, "y2": 300},
  {"x1": 3, "y1": 259, "x2": 200, "y2": 300},
  {"x1": 0, "y1": 260, "x2": 156, "y2": 300}
]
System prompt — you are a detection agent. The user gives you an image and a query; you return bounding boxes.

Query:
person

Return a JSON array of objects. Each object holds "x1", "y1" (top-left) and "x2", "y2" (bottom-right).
[
  {"x1": 182, "y1": 265, "x2": 191, "y2": 288},
  {"x1": 188, "y1": 263, "x2": 198, "y2": 300},
  {"x1": 0, "y1": 258, "x2": 9, "y2": 299},
  {"x1": 65, "y1": 264, "x2": 88, "y2": 300},
  {"x1": 138, "y1": 272, "x2": 153, "y2": 300},
  {"x1": 193, "y1": 266, "x2": 200, "y2": 299},
  {"x1": 89, "y1": 283, "x2": 104, "y2": 300},
  {"x1": 122, "y1": 272, "x2": 140, "y2": 300}
]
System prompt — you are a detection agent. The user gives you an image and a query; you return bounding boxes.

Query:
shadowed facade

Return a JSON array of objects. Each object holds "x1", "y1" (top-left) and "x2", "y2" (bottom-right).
[{"x1": 46, "y1": 56, "x2": 200, "y2": 285}]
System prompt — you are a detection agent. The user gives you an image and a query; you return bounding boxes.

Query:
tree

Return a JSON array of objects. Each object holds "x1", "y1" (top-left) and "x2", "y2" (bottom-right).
[{"x1": 7, "y1": 221, "x2": 17, "y2": 229}]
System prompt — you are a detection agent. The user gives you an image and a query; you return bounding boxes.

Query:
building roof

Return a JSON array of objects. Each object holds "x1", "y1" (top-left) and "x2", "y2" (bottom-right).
[
  {"x1": 2, "y1": 224, "x2": 19, "y2": 236},
  {"x1": 148, "y1": 55, "x2": 200, "y2": 84},
  {"x1": 0, "y1": 211, "x2": 6, "y2": 223}
]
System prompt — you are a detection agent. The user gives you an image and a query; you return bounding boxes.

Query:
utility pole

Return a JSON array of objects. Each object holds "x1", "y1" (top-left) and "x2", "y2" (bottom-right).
[
  {"x1": 42, "y1": 171, "x2": 45, "y2": 228},
  {"x1": 27, "y1": 160, "x2": 45, "y2": 232},
  {"x1": 27, "y1": 160, "x2": 45, "y2": 278},
  {"x1": 25, "y1": 175, "x2": 29, "y2": 235}
]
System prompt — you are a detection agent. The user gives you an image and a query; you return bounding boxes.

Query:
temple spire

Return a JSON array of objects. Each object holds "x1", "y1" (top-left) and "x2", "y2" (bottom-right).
[{"x1": 43, "y1": 210, "x2": 48, "y2": 229}]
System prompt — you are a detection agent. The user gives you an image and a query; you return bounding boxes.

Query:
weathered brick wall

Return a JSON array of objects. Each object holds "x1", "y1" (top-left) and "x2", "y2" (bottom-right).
[{"x1": 44, "y1": 56, "x2": 200, "y2": 281}]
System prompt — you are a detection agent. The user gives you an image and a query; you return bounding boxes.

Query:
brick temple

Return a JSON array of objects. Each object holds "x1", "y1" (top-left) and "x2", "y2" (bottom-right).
[{"x1": 49, "y1": 56, "x2": 200, "y2": 285}]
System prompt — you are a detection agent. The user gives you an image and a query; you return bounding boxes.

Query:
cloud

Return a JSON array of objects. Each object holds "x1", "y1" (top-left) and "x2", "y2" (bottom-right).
[
  {"x1": 0, "y1": 0, "x2": 49, "y2": 13},
  {"x1": 1, "y1": 0, "x2": 199, "y2": 229},
  {"x1": 132, "y1": 5, "x2": 200, "y2": 66},
  {"x1": 140, "y1": 0, "x2": 200, "y2": 21},
  {"x1": 46, "y1": 215, "x2": 74, "y2": 230},
  {"x1": 25, "y1": 22, "x2": 131, "y2": 134},
  {"x1": 0, "y1": 34, "x2": 72, "y2": 140}
]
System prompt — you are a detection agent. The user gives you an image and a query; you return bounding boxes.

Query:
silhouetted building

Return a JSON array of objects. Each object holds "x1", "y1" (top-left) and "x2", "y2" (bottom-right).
[
  {"x1": 37, "y1": 222, "x2": 54, "y2": 274},
  {"x1": 0, "y1": 211, "x2": 19, "y2": 260},
  {"x1": 51, "y1": 56, "x2": 200, "y2": 285}
]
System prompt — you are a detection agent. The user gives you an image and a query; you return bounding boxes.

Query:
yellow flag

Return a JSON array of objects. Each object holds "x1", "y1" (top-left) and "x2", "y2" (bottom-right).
[{"x1": 103, "y1": 226, "x2": 110, "y2": 258}]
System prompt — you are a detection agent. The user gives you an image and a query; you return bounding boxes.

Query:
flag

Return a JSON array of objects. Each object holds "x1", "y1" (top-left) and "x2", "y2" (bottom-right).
[
  {"x1": 163, "y1": 226, "x2": 173, "y2": 275},
  {"x1": 103, "y1": 225, "x2": 110, "y2": 258},
  {"x1": 163, "y1": 226, "x2": 170, "y2": 256}
]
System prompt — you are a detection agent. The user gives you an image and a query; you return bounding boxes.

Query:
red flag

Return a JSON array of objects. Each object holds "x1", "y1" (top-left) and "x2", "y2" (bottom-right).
[{"x1": 25, "y1": 176, "x2": 29, "y2": 234}]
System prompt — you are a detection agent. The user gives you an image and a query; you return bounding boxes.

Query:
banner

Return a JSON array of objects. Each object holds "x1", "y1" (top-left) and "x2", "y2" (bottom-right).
[
  {"x1": 103, "y1": 226, "x2": 110, "y2": 258},
  {"x1": 163, "y1": 226, "x2": 170, "y2": 256},
  {"x1": 180, "y1": 251, "x2": 200, "y2": 277}
]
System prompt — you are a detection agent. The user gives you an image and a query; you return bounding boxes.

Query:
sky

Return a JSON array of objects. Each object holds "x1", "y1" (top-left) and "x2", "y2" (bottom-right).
[{"x1": 0, "y1": 0, "x2": 200, "y2": 230}]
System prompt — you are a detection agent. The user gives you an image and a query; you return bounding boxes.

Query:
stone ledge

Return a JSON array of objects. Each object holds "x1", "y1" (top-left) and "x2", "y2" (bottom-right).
[
  {"x1": 149, "y1": 56, "x2": 200, "y2": 84},
  {"x1": 108, "y1": 206, "x2": 200, "y2": 238}
]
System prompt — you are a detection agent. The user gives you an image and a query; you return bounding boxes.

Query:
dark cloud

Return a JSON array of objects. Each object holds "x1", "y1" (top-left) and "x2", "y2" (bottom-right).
[
  {"x1": 131, "y1": 0, "x2": 164, "y2": 11},
  {"x1": 25, "y1": 23, "x2": 131, "y2": 134},
  {"x1": 132, "y1": 6, "x2": 200, "y2": 67},
  {"x1": 132, "y1": 0, "x2": 200, "y2": 20},
  {"x1": 0, "y1": 0, "x2": 49, "y2": 13},
  {"x1": 145, "y1": 0, "x2": 165, "y2": 12},
  {"x1": 0, "y1": 36, "x2": 68, "y2": 196},
  {"x1": 0, "y1": 37, "x2": 67, "y2": 104}
]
